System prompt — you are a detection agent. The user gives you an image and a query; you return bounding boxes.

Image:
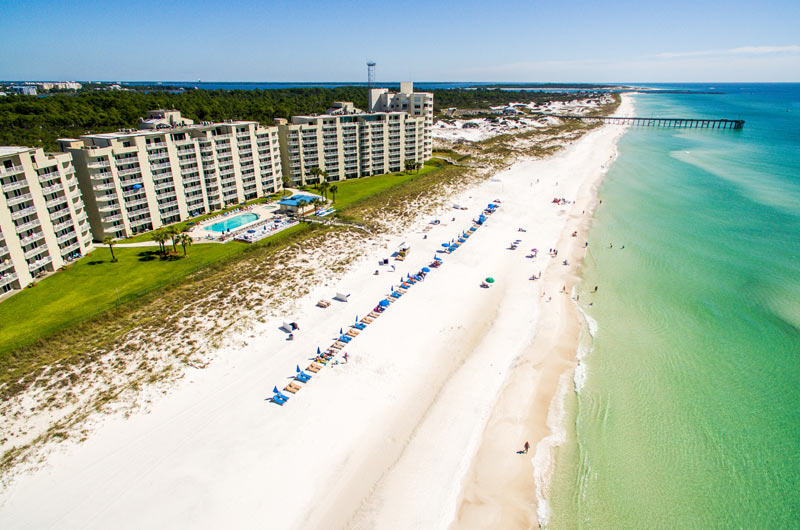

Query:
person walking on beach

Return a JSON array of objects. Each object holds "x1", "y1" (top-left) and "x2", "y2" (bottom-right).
[
  {"x1": 343, "y1": 352, "x2": 349, "y2": 363},
  {"x1": 594, "y1": 285, "x2": 598, "y2": 293},
  {"x1": 518, "y1": 441, "x2": 530, "y2": 454}
]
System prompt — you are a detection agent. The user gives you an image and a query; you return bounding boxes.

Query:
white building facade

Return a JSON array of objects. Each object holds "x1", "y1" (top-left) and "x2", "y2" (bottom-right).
[
  {"x1": 0, "y1": 147, "x2": 94, "y2": 293},
  {"x1": 59, "y1": 112, "x2": 283, "y2": 240},
  {"x1": 276, "y1": 83, "x2": 433, "y2": 186}
]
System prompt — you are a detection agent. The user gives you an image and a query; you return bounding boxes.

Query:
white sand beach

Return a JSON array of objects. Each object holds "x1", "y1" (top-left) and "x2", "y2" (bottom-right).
[{"x1": 0, "y1": 96, "x2": 633, "y2": 529}]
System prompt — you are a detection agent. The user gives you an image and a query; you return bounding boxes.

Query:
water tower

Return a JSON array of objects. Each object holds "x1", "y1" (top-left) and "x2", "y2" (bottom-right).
[{"x1": 367, "y1": 61, "x2": 376, "y2": 89}]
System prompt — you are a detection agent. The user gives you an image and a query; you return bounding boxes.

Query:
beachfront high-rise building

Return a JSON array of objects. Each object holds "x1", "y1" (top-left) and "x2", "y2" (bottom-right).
[
  {"x1": 369, "y1": 82, "x2": 433, "y2": 159},
  {"x1": 59, "y1": 111, "x2": 283, "y2": 240},
  {"x1": 0, "y1": 147, "x2": 93, "y2": 293},
  {"x1": 275, "y1": 83, "x2": 433, "y2": 186}
]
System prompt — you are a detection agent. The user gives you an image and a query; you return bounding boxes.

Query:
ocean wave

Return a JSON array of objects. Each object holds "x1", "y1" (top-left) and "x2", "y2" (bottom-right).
[
  {"x1": 534, "y1": 372, "x2": 571, "y2": 527},
  {"x1": 577, "y1": 306, "x2": 598, "y2": 337}
]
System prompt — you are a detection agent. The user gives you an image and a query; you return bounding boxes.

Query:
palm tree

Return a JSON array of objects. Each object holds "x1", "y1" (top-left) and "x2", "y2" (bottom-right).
[
  {"x1": 404, "y1": 160, "x2": 416, "y2": 174},
  {"x1": 151, "y1": 229, "x2": 167, "y2": 258},
  {"x1": 103, "y1": 236, "x2": 117, "y2": 262},
  {"x1": 165, "y1": 225, "x2": 179, "y2": 252},
  {"x1": 329, "y1": 184, "x2": 339, "y2": 204},
  {"x1": 179, "y1": 234, "x2": 193, "y2": 257},
  {"x1": 281, "y1": 175, "x2": 292, "y2": 197},
  {"x1": 319, "y1": 181, "x2": 330, "y2": 199},
  {"x1": 309, "y1": 166, "x2": 323, "y2": 186},
  {"x1": 415, "y1": 161, "x2": 422, "y2": 174}
]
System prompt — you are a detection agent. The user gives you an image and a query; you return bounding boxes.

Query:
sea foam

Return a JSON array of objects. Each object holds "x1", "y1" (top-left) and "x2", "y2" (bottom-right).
[{"x1": 533, "y1": 372, "x2": 571, "y2": 527}]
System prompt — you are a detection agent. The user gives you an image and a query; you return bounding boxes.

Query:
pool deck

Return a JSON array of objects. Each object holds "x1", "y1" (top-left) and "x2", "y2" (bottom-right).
[{"x1": 190, "y1": 204, "x2": 280, "y2": 241}]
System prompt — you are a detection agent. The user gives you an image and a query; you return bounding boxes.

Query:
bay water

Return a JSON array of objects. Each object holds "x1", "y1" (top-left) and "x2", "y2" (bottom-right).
[{"x1": 549, "y1": 84, "x2": 800, "y2": 528}]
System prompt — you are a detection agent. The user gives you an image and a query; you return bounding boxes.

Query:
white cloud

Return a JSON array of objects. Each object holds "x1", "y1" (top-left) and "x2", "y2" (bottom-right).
[{"x1": 653, "y1": 45, "x2": 800, "y2": 59}]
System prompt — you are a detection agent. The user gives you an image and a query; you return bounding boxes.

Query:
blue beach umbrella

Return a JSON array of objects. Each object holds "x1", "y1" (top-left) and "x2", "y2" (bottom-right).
[
  {"x1": 296, "y1": 365, "x2": 301, "y2": 373},
  {"x1": 317, "y1": 346, "x2": 321, "y2": 355},
  {"x1": 441, "y1": 243, "x2": 449, "y2": 248},
  {"x1": 340, "y1": 327, "x2": 343, "y2": 334},
  {"x1": 355, "y1": 315, "x2": 358, "y2": 323},
  {"x1": 422, "y1": 267, "x2": 430, "y2": 272},
  {"x1": 379, "y1": 299, "x2": 390, "y2": 307},
  {"x1": 273, "y1": 386, "x2": 280, "y2": 394}
]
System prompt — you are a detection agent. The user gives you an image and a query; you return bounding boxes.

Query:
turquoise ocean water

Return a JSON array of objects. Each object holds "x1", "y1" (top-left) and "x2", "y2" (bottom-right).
[{"x1": 549, "y1": 84, "x2": 800, "y2": 528}]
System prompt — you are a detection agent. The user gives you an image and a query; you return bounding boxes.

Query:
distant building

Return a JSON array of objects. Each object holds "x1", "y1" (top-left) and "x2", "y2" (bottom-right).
[
  {"x1": 59, "y1": 111, "x2": 283, "y2": 240},
  {"x1": 10, "y1": 86, "x2": 37, "y2": 96},
  {"x1": 0, "y1": 147, "x2": 93, "y2": 293}
]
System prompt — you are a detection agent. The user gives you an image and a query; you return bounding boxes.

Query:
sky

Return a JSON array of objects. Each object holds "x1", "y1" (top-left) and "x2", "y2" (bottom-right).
[{"x1": 2, "y1": 0, "x2": 799, "y2": 82}]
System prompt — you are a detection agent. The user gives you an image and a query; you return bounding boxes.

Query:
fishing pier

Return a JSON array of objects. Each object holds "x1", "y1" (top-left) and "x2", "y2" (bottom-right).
[{"x1": 534, "y1": 113, "x2": 745, "y2": 129}]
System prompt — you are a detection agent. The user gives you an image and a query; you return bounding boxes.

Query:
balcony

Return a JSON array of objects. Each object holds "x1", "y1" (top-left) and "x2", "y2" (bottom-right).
[
  {"x1": 147, "y1": 151, "x2": 169, "y2": 161},
  {"x1": 19, "y1": 232, "x2": 45, "y2": 246},
  {"x1": 52, "y1": 219, "x2": 75, "y2": 232},
  {"x1": 47, "y1": 194, "x2": 68, "y2": 207},
  {"x1": 118, "y1": 167, "x2": 141, "y2": 177},
  {"x1": 0, "y1": 165, "x2": 24, "y2": 177},
  {"x1": 49, "y1": 208, "x2": 71, "y2": 221},
  {"x1": 11, "y1": 206, "x2": 37, "y2": 220},
  {"x1": 98, "y1": 204, "x2": 119, "y2": 213},
  {"x1": 90, "y1": 171, "x2": 114, "y2": 181},
  {"x1": 2, "y1": 180, "x2": 28, "y2": 192},
  {"x1": 213, "y1": 134, "x2": 233, "y2": 141},
  {"x1": 93, "y1": 182, "x2": 116, "y2": 192},
  {"x1": 125, "y1": 197, "x2": 149, "y2": 208},
  {"x1": 7, "y1": 193, "x2": 33, "y2": 206},
  {"x1": 0, "y1": 272, "x2": 18, "y2": 287},
  {"x1": 28, "y1": 256, "x2": 52, "y2": 272},
  {"x1": 24, "y1": 246, "x2": 47, "y2": 260},
  {"x1": 102, "y1": 214, "x2": 123, "y2": 224},
  {"x1": 151, "y1": 162, "x2": 171, "y2": 170},
  {"x1": 37, "y1": 172, "x2": 60, "y2": 184},
  {"x1": 60, "y1": 241, "x2": 81, "y2": 254},
  {"x1": 57, "y1": 232, "x2": 77, "y2": 244}
]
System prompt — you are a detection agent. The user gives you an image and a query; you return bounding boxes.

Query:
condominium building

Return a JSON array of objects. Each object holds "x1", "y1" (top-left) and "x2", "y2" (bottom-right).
[
  {"x1": 59, "y1": 111, "x2": 283, "y2": 240},
  {"x1": 0, "y1": 147, "x2": 93, "y2": 293},
  {"x1": 275, "y1": 84, "x2": 433, "y2": 186},
  {"x1": 369, "y1": 82, "x2": 434, "y2": 158}
]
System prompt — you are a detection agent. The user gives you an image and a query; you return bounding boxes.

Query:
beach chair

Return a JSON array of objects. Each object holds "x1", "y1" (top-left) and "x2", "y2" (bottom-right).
[
  {"x1": 339, "y1": 335, "x2": 352, "y2": 342},
  {"x1": 368, "y1": 311, "x2": 380, "y2": 318},
  {"x1": 295, "y1": 371, "x2": 311, "y2": 383},
  {"x1": 353, "y1": 322, "x2": 366, "y2": 330},
  {"x1": 306, "y1": 363, "x2": 322, "y2": 373},
  {"x1": 333, "y1": 292, "x2": 350, "y2": 302},
  {"x1": 361, "y1": 317, "x2": 374, "y2": 324},
  {"x1": 284, "y1": 382, "x2": 302, "y2": 394},
  {"x1": 272, "y1": 387, "x2": 290, "y2": 404},
  {"x1": 346, "y1": 329, "x2": 359, "y2": 337},
  {"x1": 317, "y1": 299, "x2": 331, "y2": 308}
]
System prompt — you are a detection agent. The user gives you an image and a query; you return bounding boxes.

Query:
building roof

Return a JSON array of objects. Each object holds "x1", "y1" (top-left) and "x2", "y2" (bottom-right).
[
  {"x1": 277, "y1": 193, "x2": 323, "y2": 207},
  {"x1": 0, "y1": 146, "x2": 32, "y2": 157}
]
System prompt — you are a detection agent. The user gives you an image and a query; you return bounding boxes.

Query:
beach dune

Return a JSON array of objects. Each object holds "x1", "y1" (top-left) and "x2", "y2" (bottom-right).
[{"x1": 0, "y1": 96, "x2": 633, "y2": 530}]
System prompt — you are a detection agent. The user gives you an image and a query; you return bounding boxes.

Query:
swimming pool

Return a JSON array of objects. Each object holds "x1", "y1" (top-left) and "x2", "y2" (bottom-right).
[{"x1": 207, "y1": 213, "x2": 259, "y2": 232}]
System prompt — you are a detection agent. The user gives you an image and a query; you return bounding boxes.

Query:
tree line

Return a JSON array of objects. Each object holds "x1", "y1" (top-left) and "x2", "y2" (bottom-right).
[{"x1": 0, "y1": 87, "x2": 588, "y2": 151}]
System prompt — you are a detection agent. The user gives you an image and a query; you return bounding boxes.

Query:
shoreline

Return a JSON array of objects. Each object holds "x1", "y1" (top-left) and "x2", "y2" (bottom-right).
[
  {"x1": 0, "y1": 97, "x2": 633, "y2": 529},
  {"x1": 451, "y1": 93, "x2": 634, "y2": 529}
]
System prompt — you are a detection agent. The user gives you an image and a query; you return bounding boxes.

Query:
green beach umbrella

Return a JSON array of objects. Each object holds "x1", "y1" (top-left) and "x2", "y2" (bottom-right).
[{"x1": 485, "y1": 277, "x2": 495, "y2": 283}]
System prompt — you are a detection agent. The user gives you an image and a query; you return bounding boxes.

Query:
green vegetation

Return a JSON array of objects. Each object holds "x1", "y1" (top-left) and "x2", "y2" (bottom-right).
[
  {"x1": 0, "y1": 242, "x2": 245, "y2": 356},
  {"x1": 0, "y1": 87, "x2": 590, "y2": 151},
  {"x1": 303, "y1": 159, "x2": 441, "y2": 211}
]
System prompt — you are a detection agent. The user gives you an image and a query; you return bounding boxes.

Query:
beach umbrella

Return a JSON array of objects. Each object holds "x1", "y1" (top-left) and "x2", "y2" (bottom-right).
[
  {"x1": 441, "y1": 243, "x2": 449, "y2": 248},
  {"x1": 273, "y1": 386, "x2": 280, "y2": 394},
  {"x1": 317, "y1": 346, "x2": 321, "y2": 355},
  {"x1": 434, "y1": 256, "x2": 442, "y2": 261},
  {"x1": 379, "y1": 299, "x2": 390, "y2": 307},
  {"x1": 422, "y1": 267, "x2": 430, "y2": 272},
  {"x1": 296, "y1": 365, "x2": 301, "y2": 373},
  {"x1": 340, "y1": 327, "x2": 343, "y2": 334},
  {"x1": 485, "y1": 277, "x2": 495, "y2": 283},
  {"x1": 355, "y1": 315, "x2": 358, "y2": 323}
]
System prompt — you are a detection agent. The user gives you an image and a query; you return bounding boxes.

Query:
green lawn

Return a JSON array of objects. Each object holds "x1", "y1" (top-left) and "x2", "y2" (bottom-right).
[{"x1": 302, "y1": 159, "x2": 443, "y2": 210}]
